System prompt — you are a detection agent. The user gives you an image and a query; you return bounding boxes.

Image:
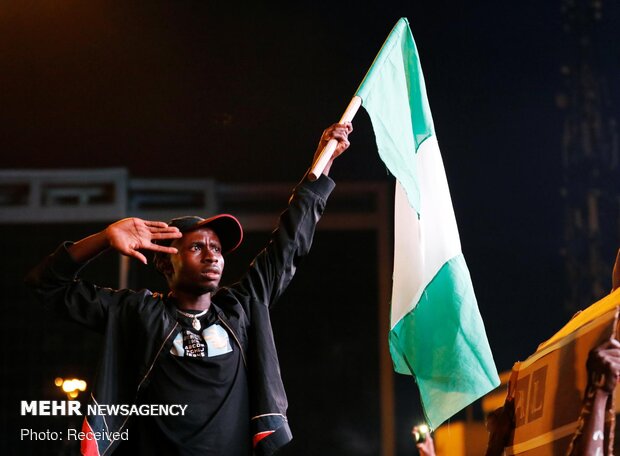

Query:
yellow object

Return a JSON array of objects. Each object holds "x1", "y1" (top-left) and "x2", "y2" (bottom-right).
[
  {"x1": 538, "y1": 287, "x2": 620, "y2": 350},
  {"x1": 434, "y1": 421, "x2": 488, "y2": 456},
  {"x1": 55, "y1": 377, "x2": 87, "y2": 399}
]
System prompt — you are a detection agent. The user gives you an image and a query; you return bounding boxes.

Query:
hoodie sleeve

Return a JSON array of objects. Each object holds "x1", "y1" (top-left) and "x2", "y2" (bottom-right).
[
  {"x1": 228, "y1": 173, "x2": 335, "y2": 311},
  {"x1": 24, "y1": 242, "x2": 132, "y2": 332}
]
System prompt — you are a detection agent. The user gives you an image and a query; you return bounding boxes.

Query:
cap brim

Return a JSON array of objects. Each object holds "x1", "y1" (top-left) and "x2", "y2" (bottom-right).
[{"x1": 195, "y1": 214, "x2": 243, "y2": 254}]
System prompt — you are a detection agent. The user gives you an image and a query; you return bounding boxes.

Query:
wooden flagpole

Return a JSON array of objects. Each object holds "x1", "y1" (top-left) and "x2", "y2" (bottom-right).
[{"x1": 308, "y1": 95, "x2": 362, "y2": 181}]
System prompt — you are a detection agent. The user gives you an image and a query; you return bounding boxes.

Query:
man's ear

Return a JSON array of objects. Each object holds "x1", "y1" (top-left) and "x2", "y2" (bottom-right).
[{"x1": 154, "y1": 254, "x2": 174, "y2": 279}]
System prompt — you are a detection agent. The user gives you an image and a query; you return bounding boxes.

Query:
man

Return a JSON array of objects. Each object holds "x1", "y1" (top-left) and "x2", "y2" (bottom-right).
[{"x1": 25, "y1": 122, "x2": 352, "y2": 456}]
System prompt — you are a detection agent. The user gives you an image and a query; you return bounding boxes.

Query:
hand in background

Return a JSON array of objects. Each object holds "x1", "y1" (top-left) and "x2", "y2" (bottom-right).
[{"x1": 412, "y1": 425, "x2": 435, "y2": 456}]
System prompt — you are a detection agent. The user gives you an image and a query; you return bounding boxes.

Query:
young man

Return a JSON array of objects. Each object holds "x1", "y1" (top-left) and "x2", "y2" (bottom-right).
[{"x1": 25, "y1": 122, "x2": 352, "y2": 456}]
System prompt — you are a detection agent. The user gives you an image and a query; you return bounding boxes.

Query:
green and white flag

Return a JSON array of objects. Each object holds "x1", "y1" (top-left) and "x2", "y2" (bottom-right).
[{"x1": 356, "y1": 17, "x2": 500, "y2": 429}]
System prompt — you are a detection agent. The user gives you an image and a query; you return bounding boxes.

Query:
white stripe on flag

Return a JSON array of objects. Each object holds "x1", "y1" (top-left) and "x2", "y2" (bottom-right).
[{"x1": 391, "y1": 136, "x2": 462, "y2": 328}]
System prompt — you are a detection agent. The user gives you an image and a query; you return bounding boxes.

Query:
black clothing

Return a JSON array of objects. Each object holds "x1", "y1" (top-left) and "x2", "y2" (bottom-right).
[
  {"x1": 25, "y1": 174, "x2": 335, "y2": 456},
  {"x1": 119, "y1": 307, "x2": 250, "y2": 455}
]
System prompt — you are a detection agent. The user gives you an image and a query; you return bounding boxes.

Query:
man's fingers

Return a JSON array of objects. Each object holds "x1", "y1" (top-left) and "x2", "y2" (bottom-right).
[
  {"x1": 143, "y1": 220, "x2": 171, "y2": 228},
  {"x1": 323, "y1": 123, "x2": 353, "y2": 141},
  {"x1": 609, "y1": 338, "x2": 620, "y2": 348},
  {"x1": 599, "y1": 344, "x2": 620, "y2": 355},
  {"x1": 603, "y1": 356, "x2": 620, "y2": 367},
  {"x1": 602, "y1": 346, "x2": 620, "y2": 356},
  {"x1": 603, "y1": 357, "x2": 620, "y2": 370},
  {"x1": 594, "y1": 339, "x2": 620, "y2": 353},
  {"x1": 333, "y1": 122, "x2": 352, "y2": 132},
  {"x1": 148, "y1": 226, "x2": 180, "y2": 233},
  {"x1": 147, "y1": 225, "x2": 181, "y2": 236},
  {"x1": 125, "y1": 249, "x2": 148, "y2": 265},
  {"x1": 145, "y1": 243, "x2": 178, "y2": 255},
  {"x1": 150, "y1": 231, "x2": 182, "y2": 240},
  {"x1": 331, "y1": 126, "x2": 350, "y2": 137}
]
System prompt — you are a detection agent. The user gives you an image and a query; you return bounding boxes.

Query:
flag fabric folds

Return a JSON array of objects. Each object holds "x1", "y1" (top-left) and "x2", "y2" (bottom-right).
[{"x1": 356, "y1": 17, "x2": 500, "y2": 429}]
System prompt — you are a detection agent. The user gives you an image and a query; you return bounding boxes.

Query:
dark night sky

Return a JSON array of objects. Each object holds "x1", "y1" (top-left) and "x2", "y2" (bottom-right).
[{"x1": 1, "y1": 0, "x2": 619, "y2": 376}]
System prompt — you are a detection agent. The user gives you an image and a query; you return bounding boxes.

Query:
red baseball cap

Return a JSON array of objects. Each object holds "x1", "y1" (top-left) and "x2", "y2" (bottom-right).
[{"x1": 165, "y1": 214, "x2": 243, "y2": 254}]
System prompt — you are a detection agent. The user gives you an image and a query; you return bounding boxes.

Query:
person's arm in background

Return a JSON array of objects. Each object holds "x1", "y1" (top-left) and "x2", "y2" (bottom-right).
[
  {"x1": 483, "y1": 249, "x2": 620, "y2": 456},
  {"x1": 411, "y1": 425, "x2": 435, "y2": 456},
  {"x1": 565, "y1": 339, "x2": 620, "y2": 455},
  {"x1": 484, "y1": 400, "x2": 515, "y2": 456}
]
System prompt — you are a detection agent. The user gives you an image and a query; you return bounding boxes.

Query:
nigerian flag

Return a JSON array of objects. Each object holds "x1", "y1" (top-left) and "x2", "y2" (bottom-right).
[{"x1": 356, "y1": 18, "x2": 500, "y2": 429}]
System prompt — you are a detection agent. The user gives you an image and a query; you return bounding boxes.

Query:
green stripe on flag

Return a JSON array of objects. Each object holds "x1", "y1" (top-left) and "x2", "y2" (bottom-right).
[
  {"x1": 356, "y1": 16, "x2": 499, "y2": 429},
  {"x1": 355, "y1": 17, "x2": 435, "y2": 214},
  {"x1": 389, "y1": 255, "x2": 499, "y2": 428}
]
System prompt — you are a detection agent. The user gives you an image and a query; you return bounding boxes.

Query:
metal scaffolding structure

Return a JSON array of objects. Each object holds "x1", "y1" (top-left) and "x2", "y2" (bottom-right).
[{"x1": 0, "y1": 167, "x2": 396, "y2": 456}]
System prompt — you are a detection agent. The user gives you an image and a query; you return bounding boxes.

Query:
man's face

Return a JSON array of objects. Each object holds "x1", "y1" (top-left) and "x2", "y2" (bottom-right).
[{"x1": 167, "y1": 227, "x2": 225, "y2": 295}]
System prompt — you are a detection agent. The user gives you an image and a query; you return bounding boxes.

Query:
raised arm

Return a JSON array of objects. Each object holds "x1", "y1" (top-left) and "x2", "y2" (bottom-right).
[
  {"x1": 412, "y1": 425, "x2": 436, "y2": 456},
  {"x1": 566, "y1": 339, "x2": 620, "y2": 455},
  {"x1": 68, "y1": 218, "x2": 181, "y2": 264},
  {"x1": 485, "y1": 400, "x2": 515, "y2": 456},
  {"x1": 25, "y1": 218, "x2": 182, "y2": 330},
  {"x1": 228, "y1": 122, "x2": 352, "y2": 308}
]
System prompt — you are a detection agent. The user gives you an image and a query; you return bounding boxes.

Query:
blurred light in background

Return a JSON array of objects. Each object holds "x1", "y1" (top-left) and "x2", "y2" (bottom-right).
[{"x1": 55, "y1": 377, "x2": 87, "y2": 399}]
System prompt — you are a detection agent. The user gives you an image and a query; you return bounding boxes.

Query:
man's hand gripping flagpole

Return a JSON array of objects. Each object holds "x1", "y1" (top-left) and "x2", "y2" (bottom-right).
[{"x1": 308, "y1": 96, "x2": 362, "y2": 181}]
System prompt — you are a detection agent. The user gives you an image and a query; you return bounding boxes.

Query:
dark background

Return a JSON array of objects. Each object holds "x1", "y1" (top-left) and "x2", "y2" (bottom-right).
[{"x1": 1, "y1": 1, "x2": 619, "y2": 454}]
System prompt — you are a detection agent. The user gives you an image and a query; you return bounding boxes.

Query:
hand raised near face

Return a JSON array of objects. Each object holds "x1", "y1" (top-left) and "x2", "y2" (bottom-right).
[{"x1": 105, "y1": 218, "x2": 182, "y2": 264}]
